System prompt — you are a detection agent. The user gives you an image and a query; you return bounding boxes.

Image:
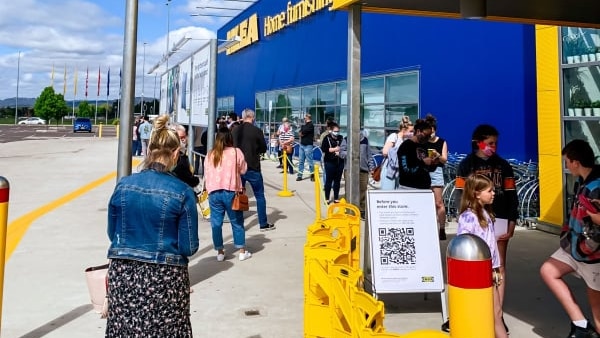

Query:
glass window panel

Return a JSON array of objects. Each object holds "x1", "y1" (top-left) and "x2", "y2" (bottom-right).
[
  {"x1": 385, "y1": 104, "x2": 419, "y2": 128},
  {"x1": 563, "y1": 66, "x2": 600, "y2": 115},
  {"x1": 302, "y1": 86, "x2": 317, "y2": 108},
  {"x1": 363, "y1": 104, "x2": 384, "y2": 128},
  {"x1": 317, "y1": 83, "x2": 336, "y2": 106},
  {"x1": 337, "y1": 82, "x2": 347, "y2": 105},
  {"x1": 386, "y1": 72, "x2": 419, "y2": 103},
  {"x1": 365, "y1": 128, "x2": 386, "y2": 148},
  {"x1": 361, "y1": 77, "x2": 384, "y2": 104},
  {"x1": 288, "y1": 88, "x2": 301, "y2": 108},
  {"x1": 563, "y1": 120, "x2": 600, "y2": 157},
  {"x1": 561, "y1": 27, "x2": 600, "y2": 65},
  {"x1": 339, "y1": 105, "x2": 347, "y2": 127},
  {"x1": 256, "y1": 92, "x2": 265, "y2": 110}
]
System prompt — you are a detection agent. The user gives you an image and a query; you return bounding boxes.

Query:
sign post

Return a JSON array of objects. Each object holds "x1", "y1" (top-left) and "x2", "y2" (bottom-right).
[{"x1": 366, "y1": 189, "x2": 447, "y2": 321}]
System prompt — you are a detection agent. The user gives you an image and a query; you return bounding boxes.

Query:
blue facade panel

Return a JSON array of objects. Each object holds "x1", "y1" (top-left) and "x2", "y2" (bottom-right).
[{"x1": 217, "y1": 3, "x2": 538, "y2": 161}]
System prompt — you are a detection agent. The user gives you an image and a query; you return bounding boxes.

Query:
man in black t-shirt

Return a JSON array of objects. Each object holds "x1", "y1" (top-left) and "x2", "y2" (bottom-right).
[{"x1": 397, "y1": 119, "x2": 434, "y2": 189}]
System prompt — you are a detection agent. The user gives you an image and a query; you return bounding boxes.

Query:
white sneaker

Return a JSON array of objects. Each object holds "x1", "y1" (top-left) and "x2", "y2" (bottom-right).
[
  {"x1": 217, "y1": 253, "x2": 225, "y2": 262},
  {"x1": 239, "y1": 251, "x2": 252, "y2": 261}
]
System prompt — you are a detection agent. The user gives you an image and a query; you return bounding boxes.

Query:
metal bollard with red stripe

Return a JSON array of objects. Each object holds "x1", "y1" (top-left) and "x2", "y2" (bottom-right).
[
  {"x1": 0, "y1": 177, "x2": 9, "y2": 331},
  {"x1": 446, "y1": 234, "x2": 494, "y2": 338}
]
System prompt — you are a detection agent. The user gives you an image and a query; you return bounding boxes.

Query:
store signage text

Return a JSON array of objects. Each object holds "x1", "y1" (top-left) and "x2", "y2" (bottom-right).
[
  {"x1": 226, "y1": 13, "x2": 260, "y2": 55},
  {"x1": 264, "y1": 0, "x2": 333, "y2": 36}
]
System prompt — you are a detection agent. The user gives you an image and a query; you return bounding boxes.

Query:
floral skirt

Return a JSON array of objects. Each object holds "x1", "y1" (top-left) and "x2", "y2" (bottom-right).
[{"x1": 105, "y1": 259, "x2": 192, "y2": 338}]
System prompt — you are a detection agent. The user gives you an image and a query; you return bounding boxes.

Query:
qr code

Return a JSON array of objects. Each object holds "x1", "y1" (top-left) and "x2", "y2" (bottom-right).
[{"x1": 379, "y1": 227, "x2": 416, "y2": 265}]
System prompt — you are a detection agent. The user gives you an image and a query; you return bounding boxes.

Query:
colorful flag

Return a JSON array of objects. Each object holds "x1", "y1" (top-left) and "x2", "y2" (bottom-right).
[
  {"x1": 74, "y1": 66, "x2": 78, "y2": 97},
  {"x1": 97, "y1": 66, "x2": 101, "y2": 97},
  {"x1": 85, "y1": 67, "x2": 89, "y2": 98},
  {"x1": 63, "y1": 64, "x2": 67, "y2": 96},
  {"x1": 106, "y1": 67, "x2": 110, "y2": 97}
]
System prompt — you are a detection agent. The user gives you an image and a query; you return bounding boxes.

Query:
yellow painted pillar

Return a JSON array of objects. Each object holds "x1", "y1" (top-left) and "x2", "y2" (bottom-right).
[
  {"x1": 535, "y1": 25, "x2": 563, "y2": 227},
  {"x1": 98, "y1": 123, "x2": 103, "y2": 138}
]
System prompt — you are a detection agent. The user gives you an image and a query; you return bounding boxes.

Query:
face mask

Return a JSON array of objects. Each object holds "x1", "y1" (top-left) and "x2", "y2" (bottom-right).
[
  {"x1": 403, "y1": 132, "x2": 414, "y2": 140},
  {"x1": 430, "y1": 132, "x2": 436, "y2": 139},
  {"x1": 478, "y1": 141, "x2": 496, "y2": 157},
  {"x1": 332, "y1": 131, "x2": 339, "y2": 136}
]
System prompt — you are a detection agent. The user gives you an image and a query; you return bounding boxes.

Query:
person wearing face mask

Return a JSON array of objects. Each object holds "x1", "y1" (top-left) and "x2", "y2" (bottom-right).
[
  {"x1": 396, "y1": 119, "x2": 435, "y2": 189},
  {"x1": 172, "y1": 124, "x2": 200, "y2": 188},
  {"x1": 321, "y1": 123, "x2": 346, "y2": 204},
  {"x1": 381, "y1": 116, "x2": 413, "y2": 190},
  {"x1": 445, "y1": 124, "x2": 518, "y2": 334}
]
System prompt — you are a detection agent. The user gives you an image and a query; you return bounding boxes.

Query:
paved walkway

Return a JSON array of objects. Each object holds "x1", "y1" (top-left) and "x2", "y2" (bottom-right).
[{"x1": 0, "y1": 137, "x2": 590, "y2": 337}]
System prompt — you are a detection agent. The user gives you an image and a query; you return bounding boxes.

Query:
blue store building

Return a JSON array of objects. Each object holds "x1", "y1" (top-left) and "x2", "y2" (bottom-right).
[{"x1": 215, "y1": 0, "x2": 538, "y2": 161}]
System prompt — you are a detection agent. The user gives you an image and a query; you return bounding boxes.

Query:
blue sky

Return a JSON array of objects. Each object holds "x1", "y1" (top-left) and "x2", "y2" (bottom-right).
[{"x1": 0, "y1": 0, "x2": 253, "y2": 100}]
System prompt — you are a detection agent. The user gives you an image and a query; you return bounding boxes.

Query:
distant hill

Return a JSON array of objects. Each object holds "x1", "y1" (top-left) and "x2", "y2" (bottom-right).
[{"x1": 0, "y1": 97, "x2": 156, "y2": 108}]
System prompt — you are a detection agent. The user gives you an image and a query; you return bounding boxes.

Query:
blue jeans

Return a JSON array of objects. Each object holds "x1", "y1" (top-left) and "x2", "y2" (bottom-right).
[
  {"x1": 132, "y1": 140, "x2": 140, "y2": 156},
  {"x1": 241, "y1": 170, "x2": 268, "y2": 227},
  {"x1": 208, "y1": 190, "x2": 245, "y2": 250},
  {"x1": 298, "y1": 144, "x2": 314, "y2": 177}
]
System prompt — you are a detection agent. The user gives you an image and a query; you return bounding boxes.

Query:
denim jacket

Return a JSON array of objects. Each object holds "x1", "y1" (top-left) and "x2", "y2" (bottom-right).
[{"x1": 107, "y1": 168, "x2": 199, "y2": 266}]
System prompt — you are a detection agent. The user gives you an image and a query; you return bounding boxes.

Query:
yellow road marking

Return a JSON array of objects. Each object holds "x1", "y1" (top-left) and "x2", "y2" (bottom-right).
[{"x1": 5, "y1": 159, "x2": 142, "y2": 261}]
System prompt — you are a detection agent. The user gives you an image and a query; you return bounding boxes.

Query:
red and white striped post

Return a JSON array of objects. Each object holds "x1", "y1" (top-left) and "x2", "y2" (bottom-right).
[{"x1": 0, "y1": 177, "x2": 9, "y2": 331}]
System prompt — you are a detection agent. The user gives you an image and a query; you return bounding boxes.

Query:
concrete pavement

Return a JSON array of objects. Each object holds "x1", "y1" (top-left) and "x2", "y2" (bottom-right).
[{"x1": 0, "y1": 136, "x2": 590, "y2": 337}]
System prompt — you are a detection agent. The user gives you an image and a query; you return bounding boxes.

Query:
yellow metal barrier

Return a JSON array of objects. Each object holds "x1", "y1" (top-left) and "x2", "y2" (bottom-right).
[
  {"x1": 278, "y1": 151, "x2": 294, "y2": 197},
  {"x1": 98, "y1": 123, "x2": 103, "y2": 138},
  {"x1": 304, "y1": 199, "x2": 448, "y2": 338}
]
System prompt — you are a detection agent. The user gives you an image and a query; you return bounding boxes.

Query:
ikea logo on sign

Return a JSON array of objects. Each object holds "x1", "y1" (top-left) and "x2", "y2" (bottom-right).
[{"x1": 226, "y1": 13, "x2": 260, "y2": 55}]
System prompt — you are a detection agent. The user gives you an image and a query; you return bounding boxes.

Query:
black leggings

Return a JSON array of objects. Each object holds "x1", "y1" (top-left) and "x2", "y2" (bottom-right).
[{"x1": 324, "y1": 160, "x2": 344, "y2": 201}]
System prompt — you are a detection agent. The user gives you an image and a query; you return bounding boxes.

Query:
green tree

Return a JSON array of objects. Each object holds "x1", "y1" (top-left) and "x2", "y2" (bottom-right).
[
  {"x1": 78, "y1": 101, "x2": 93, "y2": 117},
  {"x1": 34, "y1": 87, "x2": 68, "y2": 124}
]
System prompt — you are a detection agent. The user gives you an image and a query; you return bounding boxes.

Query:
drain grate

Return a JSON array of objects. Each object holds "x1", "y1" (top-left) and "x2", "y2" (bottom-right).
[{"x1": 244, "y1": 309, "x2": 261, "y2": 316}]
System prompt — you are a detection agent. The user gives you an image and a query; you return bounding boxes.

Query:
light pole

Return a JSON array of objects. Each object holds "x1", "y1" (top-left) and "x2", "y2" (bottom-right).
[
  {"x1": 141, "y1": 42, "x2": 146, "y2": 116},
  {"x1": 166, "y1": 0, "x2": 172, "y2": 117},
  {"x1": 153, "y1": 74, "x2": 157, "y2": 115},
  {"x1": 14, "y1": 51, "x2": 21, "y2": 125}
]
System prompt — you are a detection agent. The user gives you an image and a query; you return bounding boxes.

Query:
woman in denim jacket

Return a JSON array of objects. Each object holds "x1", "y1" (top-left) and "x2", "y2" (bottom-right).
[{"x1": 106, "y1": 115, "x2": 199, "y2": 337}]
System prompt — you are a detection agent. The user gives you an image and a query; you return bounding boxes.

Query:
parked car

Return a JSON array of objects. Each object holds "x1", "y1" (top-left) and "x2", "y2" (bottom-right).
[
  {"x1": 73, "y1": 118, "x2": 92, "y2": 133},
  {"x1": 18, "y1": 117, "x2": 46, "y2": 125}
]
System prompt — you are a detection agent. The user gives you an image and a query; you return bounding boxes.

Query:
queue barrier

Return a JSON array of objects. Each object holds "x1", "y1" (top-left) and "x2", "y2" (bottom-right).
[{"x1": 304, "y1": 199, "x2": 448, "y2": 338}]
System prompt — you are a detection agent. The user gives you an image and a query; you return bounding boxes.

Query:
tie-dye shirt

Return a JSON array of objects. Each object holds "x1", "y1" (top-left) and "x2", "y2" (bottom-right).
[{"x1": 457, "y1": 209, "x2": 501, "y2": 268}]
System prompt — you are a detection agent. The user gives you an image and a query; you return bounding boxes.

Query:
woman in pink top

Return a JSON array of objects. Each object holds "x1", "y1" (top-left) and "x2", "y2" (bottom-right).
[{"x1": 205, "y1": 127, "x2": 250, "y2": 261}]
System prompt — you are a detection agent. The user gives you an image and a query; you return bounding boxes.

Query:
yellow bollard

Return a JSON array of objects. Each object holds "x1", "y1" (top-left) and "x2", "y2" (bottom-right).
[
  {"x1": 116, "y1": 124, "x2": 119, "y2": 138},
  {"x1": 313, "y1": 164, "x2": 322, "y2": 222},
  {"x1": 98, "y1": 123, "x2": 103, "y2": 138},
  {"x1": 277, "y1": 151, "x2": 294, "y2": 197},
  {"x1": 0, "y1": 177, "x2": 10, "y2": 331},
  {"x1": 447, "y1": 234, "x2": 495, "y2": 338}
]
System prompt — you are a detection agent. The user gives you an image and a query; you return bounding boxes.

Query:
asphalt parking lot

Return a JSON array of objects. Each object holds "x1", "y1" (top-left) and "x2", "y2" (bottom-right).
[{"x1": 0, "y1": 125, "x2": 117, "y2": 143}]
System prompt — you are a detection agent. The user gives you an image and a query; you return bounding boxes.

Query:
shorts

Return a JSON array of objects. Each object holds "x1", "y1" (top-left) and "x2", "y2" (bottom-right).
[
  {"x1": 430, "y1": 167, "x2": 444, "y2": 187},
  {"x1": 551, "y1": 247, "x2": 600, "y2": 291}
]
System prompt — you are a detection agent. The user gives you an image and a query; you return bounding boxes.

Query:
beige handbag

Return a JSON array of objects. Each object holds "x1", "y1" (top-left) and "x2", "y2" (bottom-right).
[{"x1": 85, "y1": 263, "x2": 109, "y2": 317}]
